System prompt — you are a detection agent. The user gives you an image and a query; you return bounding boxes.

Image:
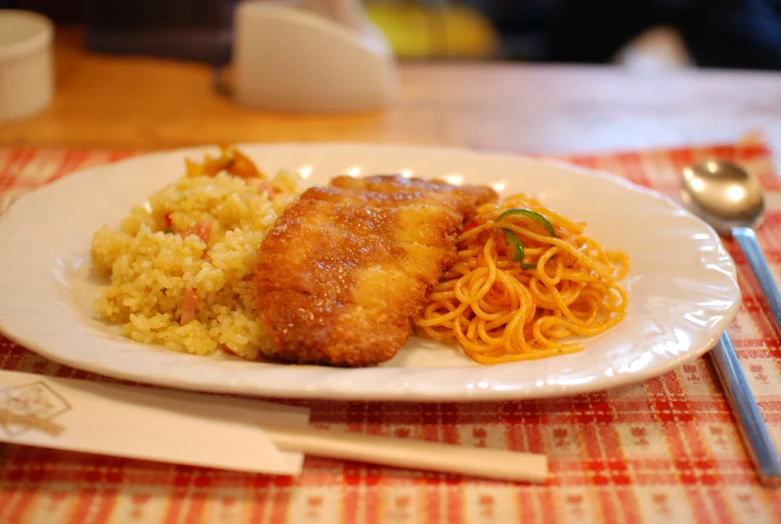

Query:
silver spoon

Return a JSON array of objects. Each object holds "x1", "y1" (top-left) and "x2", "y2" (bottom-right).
[
  {"x1": 681, "y1": 158, "x2": 781, "y2": 486},
  {"x1": 681, "y1": 159, "x2": 781, "y2": 332}
]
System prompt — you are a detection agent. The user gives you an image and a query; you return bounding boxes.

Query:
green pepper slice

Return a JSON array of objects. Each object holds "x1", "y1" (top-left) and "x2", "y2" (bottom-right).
[
  {"x1": 496, "y1": 208, "x2": 556, "y2": 237},
  {"x1": 498, "y1": 208, "x2": 556, "y2": 269},
  {"x1": 502, "y1": 230, "x2": 538, "y2": 269},
  {"x1": 503, "y1": 230, "x2": 524, "y2": 263}
]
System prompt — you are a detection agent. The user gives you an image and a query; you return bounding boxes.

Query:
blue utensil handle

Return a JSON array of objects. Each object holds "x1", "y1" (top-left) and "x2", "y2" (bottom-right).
[
  {"x1": 732, "y1": 227, "x2": 781, "y2": 335},
  {"x1": 711, "y1": 333, "x2": 781, "y2": 486}
]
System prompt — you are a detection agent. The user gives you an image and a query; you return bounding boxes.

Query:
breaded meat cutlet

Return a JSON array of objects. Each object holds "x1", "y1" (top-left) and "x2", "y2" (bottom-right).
[{"x1": 254, "y1": 174, "x2": 497, "y2": 367}]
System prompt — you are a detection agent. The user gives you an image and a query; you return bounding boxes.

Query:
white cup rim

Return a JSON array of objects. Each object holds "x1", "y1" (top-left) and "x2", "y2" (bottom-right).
[{"x1": 0, "y1": 9, "x2": 53, "y2": 62}]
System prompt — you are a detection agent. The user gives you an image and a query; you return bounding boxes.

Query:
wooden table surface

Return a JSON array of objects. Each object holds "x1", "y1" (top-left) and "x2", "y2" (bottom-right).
[
  {"x1": 1, "y1": 27, "x2": 781, "y2": 155},
  {"x1": 4, "y1": 28, "x2": 781, "y2": 524}
]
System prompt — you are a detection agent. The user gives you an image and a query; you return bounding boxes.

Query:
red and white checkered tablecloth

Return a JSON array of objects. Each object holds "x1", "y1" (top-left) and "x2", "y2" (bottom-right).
[{"x1": 1, "y1": 136, "x2": 781, "y2": 524}]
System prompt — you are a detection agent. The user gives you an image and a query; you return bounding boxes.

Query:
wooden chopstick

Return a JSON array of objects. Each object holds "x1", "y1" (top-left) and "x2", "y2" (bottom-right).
[{"x1": 263, "y1": 424, "x2": 549, "y2": 483}]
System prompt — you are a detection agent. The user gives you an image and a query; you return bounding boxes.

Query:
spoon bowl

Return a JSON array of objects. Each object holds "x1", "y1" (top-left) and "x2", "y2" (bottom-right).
[{"x1": 681, "y1": 159, "x2": 765, "y2": 236}]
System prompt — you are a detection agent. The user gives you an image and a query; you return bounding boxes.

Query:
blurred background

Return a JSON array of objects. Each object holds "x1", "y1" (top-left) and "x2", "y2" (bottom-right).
[{"x1": 2, "y1": 0, "x2": 781, "y2": 70}]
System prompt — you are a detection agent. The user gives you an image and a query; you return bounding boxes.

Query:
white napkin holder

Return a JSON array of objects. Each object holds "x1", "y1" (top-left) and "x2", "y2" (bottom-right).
[{"x1": 233, "y1": 1, "x2": 397, "y2": 112}]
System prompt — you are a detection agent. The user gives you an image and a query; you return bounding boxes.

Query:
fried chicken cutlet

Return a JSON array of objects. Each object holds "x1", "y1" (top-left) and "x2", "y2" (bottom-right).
[{"x1": 254, "y1": 175, "x2": 497, "y2": 367}]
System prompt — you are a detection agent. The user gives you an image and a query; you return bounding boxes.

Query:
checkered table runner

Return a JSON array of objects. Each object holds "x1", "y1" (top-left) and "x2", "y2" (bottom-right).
[{"x1": 1, "y1": 136, "x2": 781, "y2": 524}]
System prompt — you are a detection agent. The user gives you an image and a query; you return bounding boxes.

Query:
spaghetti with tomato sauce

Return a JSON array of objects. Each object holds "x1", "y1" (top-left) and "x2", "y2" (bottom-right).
[{"x1": 414, "y1": 193, "x2": 629, "y2": 364}]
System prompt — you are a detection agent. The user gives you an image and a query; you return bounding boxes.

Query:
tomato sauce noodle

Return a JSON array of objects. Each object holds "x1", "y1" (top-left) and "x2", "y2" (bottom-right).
[{"x1": 414, "y1": 193, "x2": 629, "y2": 364}]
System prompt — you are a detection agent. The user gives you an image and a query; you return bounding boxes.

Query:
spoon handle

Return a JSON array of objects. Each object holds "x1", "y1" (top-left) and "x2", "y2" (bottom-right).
[
  {"x1": 711, "y1": 332, "x2": 781, "y2": 486},
  {"x1": 732, "y1": 227, "x2": 781, "y2": 333}
]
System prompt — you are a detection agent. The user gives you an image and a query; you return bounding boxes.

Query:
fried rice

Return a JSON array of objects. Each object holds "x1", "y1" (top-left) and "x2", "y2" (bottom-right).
[{"x1": 90, "y1": 148, "x2": 304, "y2": 359}]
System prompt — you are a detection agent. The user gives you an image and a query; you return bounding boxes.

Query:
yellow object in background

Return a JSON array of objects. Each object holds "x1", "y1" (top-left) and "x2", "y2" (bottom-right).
[{"x1": 365, "y1": 1, "x2": 498, "y2": 59}]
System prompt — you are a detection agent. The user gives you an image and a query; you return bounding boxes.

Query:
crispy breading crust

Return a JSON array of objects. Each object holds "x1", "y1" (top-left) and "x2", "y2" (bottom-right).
[{"x1": 254, "y1": 175, "x2": 497, "y2": 367}]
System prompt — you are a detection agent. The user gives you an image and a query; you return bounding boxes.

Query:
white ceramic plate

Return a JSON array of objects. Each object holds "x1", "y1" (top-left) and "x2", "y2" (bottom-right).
[{"x1": 0, "y1": 144, "x2": 740, "y2": 401}]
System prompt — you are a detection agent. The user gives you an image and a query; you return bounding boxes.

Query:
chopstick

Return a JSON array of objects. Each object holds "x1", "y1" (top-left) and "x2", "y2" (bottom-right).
[
  {"x1": 263, "y1": 424, "x2": 549, "y2": 483},
  {"x1": 0, "y1": 192, "x2": 17, "y2": 215}
]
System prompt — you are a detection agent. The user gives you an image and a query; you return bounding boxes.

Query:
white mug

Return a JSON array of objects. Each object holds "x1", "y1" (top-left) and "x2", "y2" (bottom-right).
[{"x1": 0, "y1": 9, "x2": 54, "y2": 124}]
